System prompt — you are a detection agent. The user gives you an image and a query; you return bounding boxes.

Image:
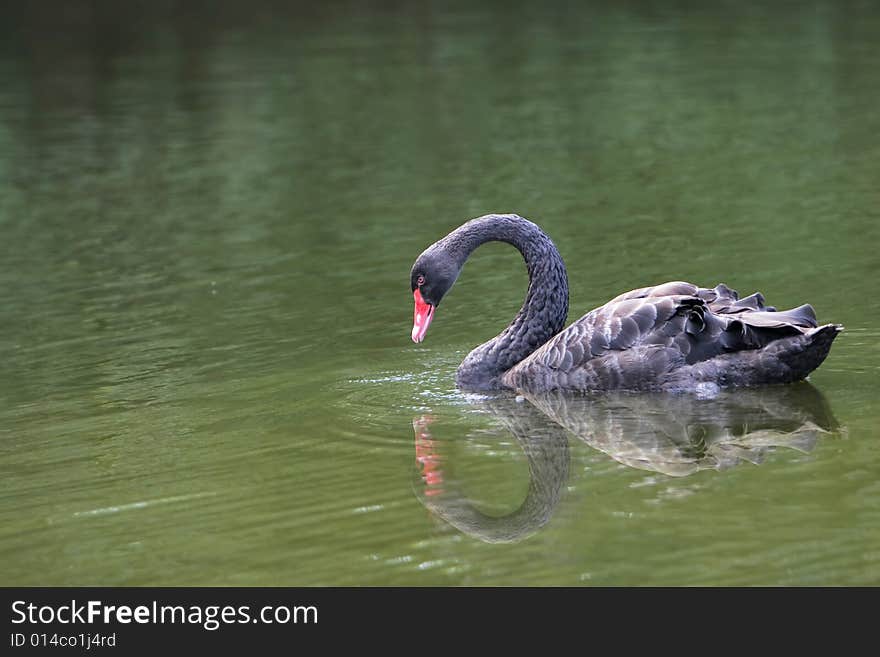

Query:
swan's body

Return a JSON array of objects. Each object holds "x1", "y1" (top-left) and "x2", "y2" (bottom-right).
[{"x1": 409, "y1": 214, "x2": 842, "y2": 393}]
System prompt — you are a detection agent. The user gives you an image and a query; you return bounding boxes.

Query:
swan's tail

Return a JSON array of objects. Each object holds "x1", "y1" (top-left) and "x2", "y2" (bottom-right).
[{"x1": 776, "y1": 324, "x2": 844, "y2": 382}]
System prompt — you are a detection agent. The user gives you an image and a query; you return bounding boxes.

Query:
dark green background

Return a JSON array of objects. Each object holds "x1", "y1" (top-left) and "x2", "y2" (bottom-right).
[{"x1": 1, "y1": 0, "x2": 877, "y2": 584}]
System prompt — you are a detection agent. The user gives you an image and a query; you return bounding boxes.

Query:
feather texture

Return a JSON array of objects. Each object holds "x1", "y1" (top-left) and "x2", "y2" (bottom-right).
[{"x1": 502, "y1": 280, "x2": 841, "y2": 392}]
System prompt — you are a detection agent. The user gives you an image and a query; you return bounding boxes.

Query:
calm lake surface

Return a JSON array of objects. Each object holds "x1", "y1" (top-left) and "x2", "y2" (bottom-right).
[{"x1": 1, "y1": 0, "x2": 878, "y2": 586}]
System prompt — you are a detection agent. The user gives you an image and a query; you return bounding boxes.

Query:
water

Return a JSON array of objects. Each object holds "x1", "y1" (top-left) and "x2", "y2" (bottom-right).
[{"x1": 1, "y1": 0, "x2": 878, "y2": 586}]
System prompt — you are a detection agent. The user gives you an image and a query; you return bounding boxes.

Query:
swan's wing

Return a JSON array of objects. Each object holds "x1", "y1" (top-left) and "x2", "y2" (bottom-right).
[
  {"x1": 606, "y1": 280, "x2": 701, "y2": 303},
  {"x1": 503, "y1": 281, "x2": 820, "y2": 391}
]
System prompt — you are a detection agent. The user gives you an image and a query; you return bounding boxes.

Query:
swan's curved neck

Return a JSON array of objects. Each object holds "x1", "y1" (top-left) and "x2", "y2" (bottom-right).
[{"x1": 446, "y1": 215, "x2": 569, "y2": 390}]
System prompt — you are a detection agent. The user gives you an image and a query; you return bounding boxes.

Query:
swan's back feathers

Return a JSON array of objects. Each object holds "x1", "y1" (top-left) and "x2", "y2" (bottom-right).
[{"x1": 502, "y1": 281, "x2": 841, "y2": 392}]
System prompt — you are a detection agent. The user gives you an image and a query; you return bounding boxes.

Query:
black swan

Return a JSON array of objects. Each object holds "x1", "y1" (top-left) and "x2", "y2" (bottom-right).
[{"x1": 409, "y1": 214, "x2": 842, "y2": 393}]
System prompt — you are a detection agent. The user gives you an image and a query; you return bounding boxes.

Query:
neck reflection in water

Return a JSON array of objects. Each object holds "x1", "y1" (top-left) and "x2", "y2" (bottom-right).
[{"x1": 413, "y1": 383, "x2": 840, "y2": 544}]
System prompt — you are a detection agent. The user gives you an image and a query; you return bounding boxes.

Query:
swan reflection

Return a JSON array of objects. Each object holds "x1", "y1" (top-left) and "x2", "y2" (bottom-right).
[
  {"x1": 413, "y1": 383, "x2": 839, "y2": 543},
  {"x1": 414, "y1": 397, "x2": 569, "y2": 544}
]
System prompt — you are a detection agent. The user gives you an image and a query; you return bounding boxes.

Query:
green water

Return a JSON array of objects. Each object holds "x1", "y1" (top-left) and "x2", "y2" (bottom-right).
[{"x1": 1, "y1": 0, "x2": 879, "y2": 586}]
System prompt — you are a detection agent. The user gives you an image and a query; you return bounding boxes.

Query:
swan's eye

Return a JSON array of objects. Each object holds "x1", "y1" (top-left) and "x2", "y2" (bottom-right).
[{"x1": 417, "y1": 275, "x2": 425, "y2": 286}]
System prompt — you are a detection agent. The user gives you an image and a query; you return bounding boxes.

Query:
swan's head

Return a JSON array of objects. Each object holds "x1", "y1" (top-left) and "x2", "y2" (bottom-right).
[{"x1": 410, "y1": 246, "x2": 461, "y2": 343}]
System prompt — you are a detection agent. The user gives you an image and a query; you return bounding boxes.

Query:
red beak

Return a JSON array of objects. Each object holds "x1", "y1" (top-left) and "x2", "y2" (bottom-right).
[{"x1": 412, "y1": 289, "x2": 435, "y2": 343}]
